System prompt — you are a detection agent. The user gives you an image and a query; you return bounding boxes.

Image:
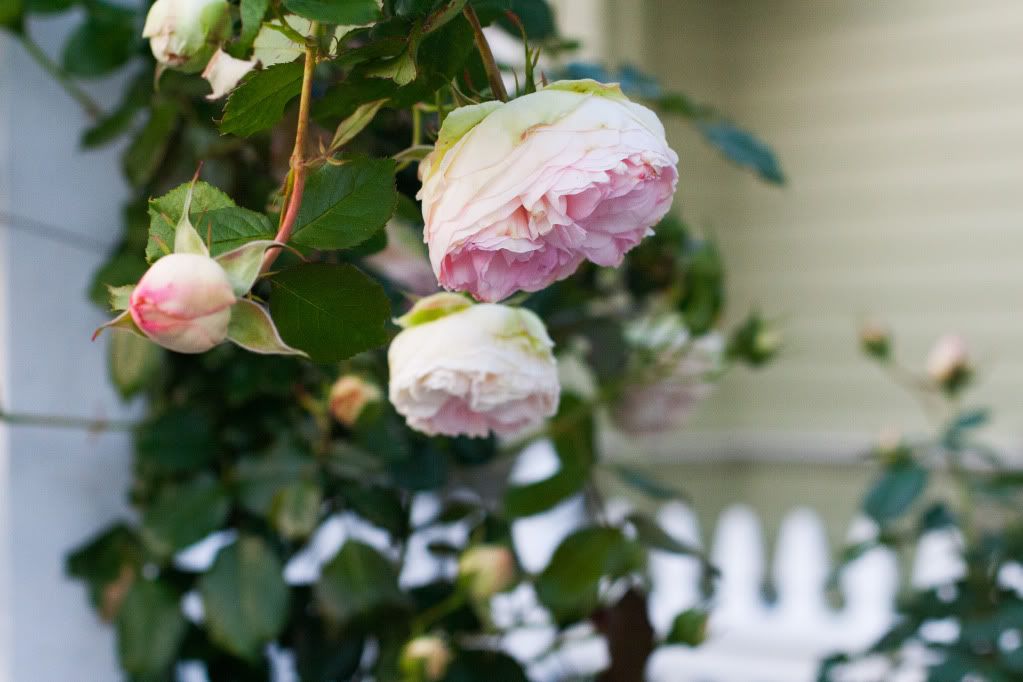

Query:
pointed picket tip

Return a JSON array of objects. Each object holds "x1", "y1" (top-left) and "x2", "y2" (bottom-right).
[
  {"x1": 174, "y1": 177, "x2": 210, "y2": 257},
  {"x1": 93, "y1": 310, "x2": 146, "y2": 342},
  {"x1": 215, "y1": 240, "x2": 286, "y2": 296},
  {"x1": 227, "y1": 298, "x2": 308, "y2": 357}
]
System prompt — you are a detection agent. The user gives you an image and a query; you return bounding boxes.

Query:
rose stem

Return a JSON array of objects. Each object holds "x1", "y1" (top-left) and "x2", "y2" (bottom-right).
[
  {"x1": 462, "y1": 5, "x2": 509, "y2": 102},
  {"x1": 16, "y1": 32, "x2": 102, "y2": 120},
  {"x1": 261, "y1": 22, "x2": 320, "y2": 273}
]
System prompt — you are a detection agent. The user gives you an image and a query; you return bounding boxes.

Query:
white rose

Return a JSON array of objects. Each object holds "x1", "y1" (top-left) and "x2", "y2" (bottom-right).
[
  {"x1": 143, "y1": 0, "x2": 231, "y2": 73},
  {"x1": 388, "y1": 293, "x2": 559, "y2": 438}
]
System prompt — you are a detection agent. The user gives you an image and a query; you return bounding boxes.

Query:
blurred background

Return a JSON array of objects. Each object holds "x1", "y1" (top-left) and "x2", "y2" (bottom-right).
[{"x1": 1, "y1": 0, "x2": 1022, "y2": 680}]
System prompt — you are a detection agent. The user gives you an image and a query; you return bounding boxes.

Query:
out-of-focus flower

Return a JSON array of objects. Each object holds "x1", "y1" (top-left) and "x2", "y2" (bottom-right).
[
  {"x1": 201, "y1": 48, "x2": 257, "y2": 100},
  {"x1": 927, "y1": 334, "x2": 972, "y2": 393},
  {"x1": 329, "y1": 375, "x2": 382, "y2": 427},
  {"x1": 612, "y1": 314, "x2": 724, "y2": 434},
  {"x1": 364, "y1": 220, "x2": 439, "y2": 295},
  {"x1": 458, "y1": 545, "x2": 516, "y2": 600},
  {"x1": 419, "y1": 79, "x2": 678, "y2": 303},
  {"x1": 860, "y1": 319, "x2": 891, "y2": 361},
  {"x1": 400, "y1": 635, "x2": 452, "y2": 681},
  {"x1": 143, "y1": 0, "x2": 231, "y2": 73},
  {"x1": 388, "y1": 294, "x2": 559, "y2": 438},
  {"x1": 129, "y1": 253, "x2": 236, "y2": 353}
]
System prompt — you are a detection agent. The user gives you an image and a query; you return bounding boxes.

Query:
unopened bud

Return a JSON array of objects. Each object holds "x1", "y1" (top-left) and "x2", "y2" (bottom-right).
[
  {"x1": 458, "y1": 545, "x2": 516, "y2": 600},
  {"x1": 142, "y1": 0, "x2": 231, "y2": 73},
  {"x1": 329, "y1": 375, "x2": 382, "y2": 427},
  {"x1": 400, "y1": 635, "x2": 452, "y2": 681},
  {"x1": 927, "y1": 334, "x2": 972, "y2": 394},
  {"x1": 860, "y1": 320, "x2": 891, "y2": 361}
]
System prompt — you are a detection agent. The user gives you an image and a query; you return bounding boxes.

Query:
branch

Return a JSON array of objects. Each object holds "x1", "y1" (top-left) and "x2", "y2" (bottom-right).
[
  {"x1": 261, "y1": 23, "x2": 319, "y2": 273},
  {"x1": 0, "y1": 406, "x2": 136, "y2": 432},
  {"x1": 462, "y1": 5, "x2": 508, "y2": 102},
  {"x1": 17, "y1": 32, "x2": 103, "y2": 119}
]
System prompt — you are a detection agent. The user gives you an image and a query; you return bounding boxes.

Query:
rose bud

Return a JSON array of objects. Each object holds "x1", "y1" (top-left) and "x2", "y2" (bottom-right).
[
  {"x1": 419, "y1": 79, "x2": 679, "y2": 302},
  {"x1": 400, "y1": 635, "x2": 452, "y2": 681},
  {"x1": 613, "y1": 315, "x2": 724, "y2": 434},
  {"x1": 927, "y1": 334, "x2": 972, "y2": 394},
  {"x1": 129, "y1": 253, "x2": 236, "y2": 353},
  {"x1": 860, "y1": 319, "x2": 891, "y2": 361},
  {"x1": 388, "y1": 293, "x2": 559, "y2": 438},
  {"x1": 329, "y1": 375, "x2": 382, "y2": 427},
  {"x1": 142, "y1": 0, "x2": 231, "y2": 73},
  {"x1": 458, "y1": 544, "x2": 517, "y2": 600}
]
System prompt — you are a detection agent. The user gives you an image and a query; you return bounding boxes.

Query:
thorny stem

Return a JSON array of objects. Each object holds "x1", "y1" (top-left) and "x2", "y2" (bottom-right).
[
  {"x1": 17, "y1": 32, "x2": 102, "y2": 119},
  {"x1": 261, "y1": 22, "x2": 319, "y2": 273},
  {"x1": 462, "y1": 5, "x2": 508, "y2": 102}
]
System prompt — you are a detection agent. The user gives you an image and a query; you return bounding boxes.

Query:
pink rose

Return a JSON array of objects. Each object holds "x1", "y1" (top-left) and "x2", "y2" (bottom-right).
[
  {"x1": 129, "y1": 253, "x2": 236, "y2": 353},
  {"x1": 419, "y1": 80, "x2": 679, "y2": 302},
  {"x1": 387, "y1": 294, "x2": 559, "y2": 438}
]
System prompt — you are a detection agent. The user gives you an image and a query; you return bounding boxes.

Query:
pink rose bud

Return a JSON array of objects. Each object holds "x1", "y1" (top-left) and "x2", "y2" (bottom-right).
[
  {"x1": 458, "y1": 545, "x2": 516, "y2": 600},
  {"x1": 419, "y1": 80, "x2": 679, "y2": 302},
  {"x1": 400, "y1": 635, "x2": 452, "y2": 681},
  {"x1": 388, "y1": 294, "x2": 559, "y2": 438},
  {"x1": 927, "y1": 334, "x2": 972, "y2": 393},
  {"x1": 129, "y1": 253, "x2": 236, "y2": 354},
  {"x1": 329, "y1": 375, "x2": 382, "y2": 427}
]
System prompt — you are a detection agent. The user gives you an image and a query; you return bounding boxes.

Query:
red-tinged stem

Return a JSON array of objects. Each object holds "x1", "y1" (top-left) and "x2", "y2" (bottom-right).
[{"x1": 261, "y1": 23, "x2": 319, "y2": 273}]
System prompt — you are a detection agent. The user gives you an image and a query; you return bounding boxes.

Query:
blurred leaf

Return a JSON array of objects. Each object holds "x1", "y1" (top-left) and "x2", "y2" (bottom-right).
[
  {"x1": 284, "y1": 0, "x2": 381, "y2": 23},
  {"x1": 291, "y1": 158, "x2": 397, "y2": 250},
  {"x1": 235, "y1": 445, "x2": 316, "y2": 516},
  {"x1": 504, "y1": 394, "x2": 594, "y2": 517},
  {"x1": 341, "y1": 484, "x2": 407, "y2": 536},
  {"x1": 123, "y1": 100, "x2": 178, "y2": 187},
  {"x1": 108, "y1": 332, "x2": 162, "y2": 399},
  {"x1": 665, "y1": 608, "x2": 708, "y2": 646},
  {"x1": 626, "y1": 513, "x2": 704, "y2": 558},
  {"x1": 678, "y1": 239, "x2": 724, "y2": 335},
  {"x1": 536, "y1": 526, "x2": 644, "y2": 624},
  {"x1": 315, "y1": 541, "x2": 407, "y2": 624},
  {"x1": 577, "y1": 318, "x2": 628, "y2": 383},
  {"x1": 0, "y1": 0, "x2": 22, "y2": 28},
  {"x1": 24, "y1": 0, "x2": 73, "y2": 11},
  {"x1": 136, "y1": 407, "x2": 218, "y2": 474},
  {"x1": 443, "y1": 649, "x2": 529, "y2": 681},
  {"x1": 471, "y1": 0, "x2": 556, "y2": 40},
  {"x1": 220, "y1": 61, "x2": 304, "y2": 137},
  {"x1": 62, "y1": 1, "x2": 137, "y2": 77},
  {"x1": 81, "y1": 71, "x2": 150, "y2": 147},
  {"x1": 238, "y1": 0, "x2": 269, "y2": 51},
  {"x1": 727, "y1": 311, "x2": 780, "y2": 367},
  {"x1": 116, "y1": 579, "x2": 187, "y2": 676},
  {"x1": 66, "y1": 523, "x2": 143, "y2": 618},
  {"x1": 612, "y1": 464, "x2": 690, "y2": 502},
  {"x1": 942, "y1": 407, "x2": 989, "y2": 449},
  {"x1": 269, "y1": 263, "x2": 391, "y2": 362},
  {"x1": 271, "y1": 481, "x2": 322, "y2": 539},
  {"x1": 918, "y1": 502, "x2": 957, "y2": 534},
  {"x1": 698, "y1": 121, "x2": 785, "y2": 185},
  {"x1": 199, "y1": 536, "x2": 289, "y2": 660},
  {"x1": 863, "y1": 459, "x2": 928, "y2": 523},
  {"x1": 141, "y1": 478, "x2": 230, "y2": 559}
]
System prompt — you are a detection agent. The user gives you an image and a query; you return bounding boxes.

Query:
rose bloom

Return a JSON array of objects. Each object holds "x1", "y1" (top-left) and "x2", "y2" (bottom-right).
[
  {"x1": 458, "y1": 544, "x2": 516, "y2": 600},
  {"x1": 388, "y1": 294, "x2": 559, "y2": 438},
  {"x1": 419, "y1": 79, "x2": 679, "y2": 302},
  {"x1": 143, "y1": 0, "x2": 230, "y2": 72},
  {"x1": 612, "y1": 315, "x2": 724, "y2": 434},
  {"x1": 129, "y1": 253, "x2": 236, "y2": 353},
  {"x1": 329, "y1": 375, "x2": 381, "y2": 427}
]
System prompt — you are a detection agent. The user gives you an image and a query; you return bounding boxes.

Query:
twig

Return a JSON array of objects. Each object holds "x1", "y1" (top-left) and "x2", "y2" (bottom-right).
[
  {"x1": 462, "y1": 5, "x2": 508, "y2": 102},
  {"x1": 17, "y1": 32, "x2": 102, "y2": 119}
]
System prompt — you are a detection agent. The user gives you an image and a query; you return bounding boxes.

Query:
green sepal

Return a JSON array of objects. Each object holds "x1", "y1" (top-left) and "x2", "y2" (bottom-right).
[
  {"x1": 107, "y1": 284, "x2": 135, "y2": 311},
  {"x1": 227, "y1": 298, "x2": 308, "y2": 357},
  {"x1": 174, "y1": 179, "x2": 210, "y2": 256},
  {"x1": 92, "y1": 310, "x2": 145, "y2": 342},
  {"x1": 543, "y1": 79, "x2": 628, "y2": 101},
  {"x1": 394, "y1": 292, "x2": 471, "y2": 328},
  {"x1": 215, "y1": 240, "x2": 284, "y2": 296}
]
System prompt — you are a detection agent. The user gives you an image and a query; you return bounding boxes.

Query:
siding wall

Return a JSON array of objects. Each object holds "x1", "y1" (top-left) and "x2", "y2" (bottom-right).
[{"x1": 623, "y1": 0, "x2": 1023, "y2": 459}]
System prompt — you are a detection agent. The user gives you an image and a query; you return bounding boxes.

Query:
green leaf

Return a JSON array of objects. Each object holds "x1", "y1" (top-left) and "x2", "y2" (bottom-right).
[
  {"x1": 340, "y1": 484, "x2": 406, "y2": 536},
  {"x1": 472, "y1": 0, "x2": 557, "y2": 40},
  {"x1": 863, "y1": 459, "x2": 928, "y2": 523},
  {"x1": 698, "y1": 121, "x2": 785, "y2": 185},
  {"x1": 268, "y1": 263, "x2": 391, "y2": 362},
  {"x1": 66, "y1": 523, "x2": 143, "y2": 616},
  {"x1": 61, "y1": 1, "x2": 137, "y2": 78},
  {"x1": 123, "y1": 100, "x2": 178, "y2": 187},
  {"x1": 219, "y1": 61, "x2": 304, "y2": 137},
  {"x1": 271, "y1": 480, "x2": 322, "y2": 539},
  {"x1": 612, "y1": 464, "x2": 690, "y2": 502},
  {"x1": 116, "y1": 579, "x2": 187, "y2": 676},
  {"x1": 315, "y1": 541, "x2": 407, "y2": 624},
  {"x1": 108, "y1": 331, "x2": 162, "y2": 399},
  {"x1": 444, "y1": 650, "x2": 528, "y2": 682},
  {"x1": 238, "y1": 0, "x2": 269, "y2": 50},
  {"x1": 0, "y1": 0, "x2": 23, "y2": 28},
  {"x1": 147, "y1": 183, "x2": 272, "y2": 261},
  {"x1": 291, "y1": 158, "x2": 397, "y2": 250},
  {"x1": 141, "y1": 478, "x2": 230, "y2": 559},
  {"x1": 81, "y1": 72, "x2": 150, "y2": 148},
  {"x1": 24, "y1": 0, "x2": 73, "y2": 12},
  {"x1": 228, "y1": 298, "x2": 309, "y2": 356},
  {"x1": 678, "y1": 238, "x2": 724, "y2": 335},
  {"x1": 136, "y1": 407, "x2": 218, "y2": 474},
  {"x1": 536, "y1": 526, "x2": 644, "y2": 624},
  {"x1": 328, "y1": 99, "x2": 387, "y2": 153},
  {"x1": 199, "y1": 536, "x2": 289, "y2": 660},
  {"x1": 665, "y1": 608, "x2": 709, "y2": 646},
  {"x1": 626, "y1": 513, "x2": 705, "y2": 558},
  {"x1": 505, "y1": 394, "x2": 593, "y2": 517},
  {"x1": 283, "y1": 0, "x2": 381, "y2": 24},
  {"x1": 235, "y1": 445, "x2": 316, "y2": 516}
]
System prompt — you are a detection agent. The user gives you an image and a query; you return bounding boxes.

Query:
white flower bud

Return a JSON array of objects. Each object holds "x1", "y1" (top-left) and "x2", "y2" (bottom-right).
[
  {"x1": 458, "y1": 545, "x2": 516, "y2": 600},
  {"x1": 142, "y1": 0, "x2": 231, "y2": 73},
  {"x1": 400, "y1": 635, "x2": 452, "y2": 681}
]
